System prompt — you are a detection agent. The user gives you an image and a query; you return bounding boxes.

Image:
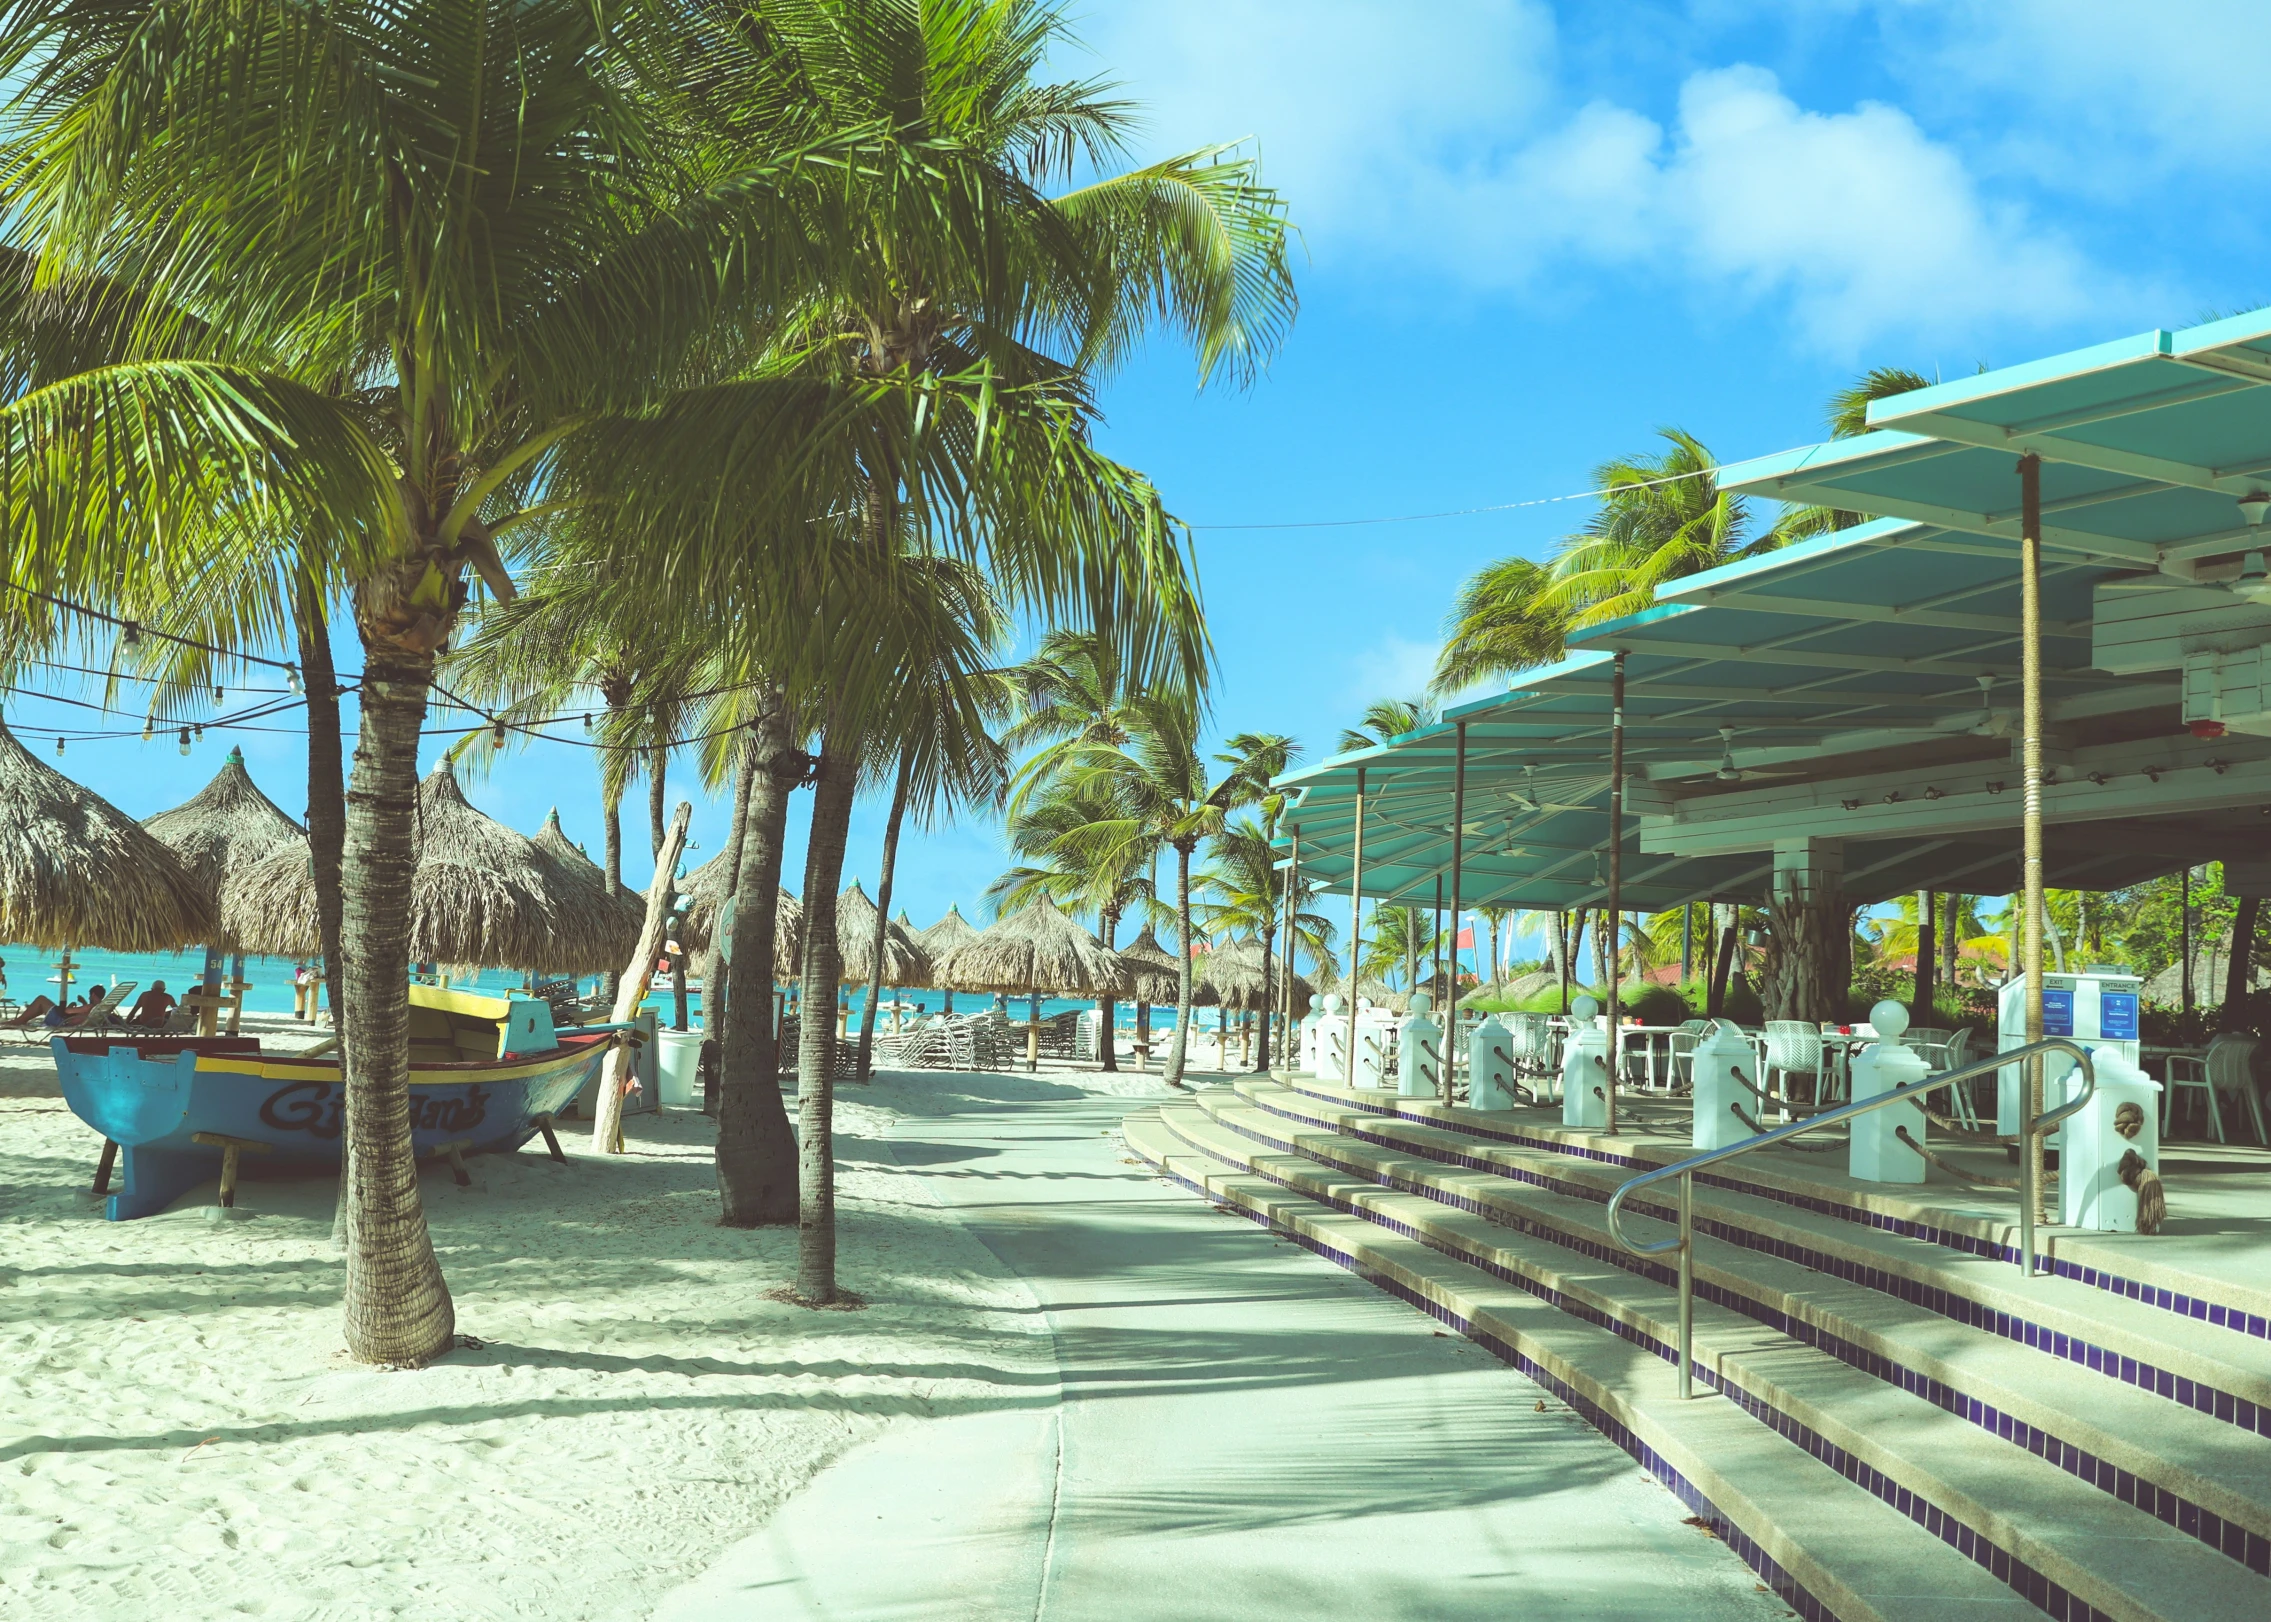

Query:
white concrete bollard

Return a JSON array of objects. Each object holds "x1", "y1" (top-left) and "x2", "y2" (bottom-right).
[
  {"x1": 1353, "y1": 1002, "x2": 1392, "y2": 1089},
  {"x1": 1469, "y1": 1014, "x2": 1517, "y2": 1110},
  {"x1": 1690, "y1": 1022, "x2": 1760, "y2": 1151},
  {"x1": 2061, "y1": 1045, "x2": 2163, "y2": 1231},
  {"x1": 1849, "y1": 1001, "x2": 1928, "y2": 1184},
  {"x1": 1311, "y1": 995, "x2": 1347, "y2": 1080},
  {"x1": 1398, "y1": 992, "x2": 1441, "y2": 1099},
  {"x1": 1562, "y1": 996, "x2": 1609, "y2": 1130}
]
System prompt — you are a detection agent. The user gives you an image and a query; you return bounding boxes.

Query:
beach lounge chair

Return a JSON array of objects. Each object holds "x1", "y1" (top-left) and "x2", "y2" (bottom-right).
[{"x1": 66, "y1": 982, "x2": 139, "y2": 1037}]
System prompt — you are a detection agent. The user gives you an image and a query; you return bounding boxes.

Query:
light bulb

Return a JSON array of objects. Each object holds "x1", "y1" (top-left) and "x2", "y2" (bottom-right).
[
  {"x1": 582, "y1": 712, "x2": 592, "y2": 734},
  {"x1": 141, "y1": 715, "x2": 154, "y2": 742},
  {"x1": 284, "y1": 663, "x2": 302, "y2": 695},
  {"x1": 178, "y1": 728, "x2": 191, "y2": 756},
  {"x1": 491, "y1": 720, "x2": 506, "y2": 750},
  {"x1": 120, "y1": 620, "x2": 140, "y2": 647},
  {"x1": 213, "y1": 684, "x2": 224, "y2": 704},
  {"x1": 54, "y1": 736, "x2": 64, "y2": 756}
]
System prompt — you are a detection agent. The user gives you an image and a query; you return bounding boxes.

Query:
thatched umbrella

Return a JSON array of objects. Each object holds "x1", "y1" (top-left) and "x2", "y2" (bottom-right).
[
  {"x1": 533, "y1": 808, "x2": 643, "y2": 936},
  {"x1": 0, "y1": 718, "x2": 213, "y2": 1003},
  {"x1": 141, "y1": 744, "x2": 306, "y2": 1027},
  {"x1": 1198, "y1": 937, "x2": 1316, "y2": 1071},
  {"x1": 1318, "y1": 962, "x2": 1407, "y2": 1014},
  {"x1": 913, "y1": 906, "x2": 979, "y2": 1010},
  {"x1": 1116, "y1": 927, "x2": 1183, "y2": 1071},
  {"x1": 837, "y1": 881, "x2": 929, "y2": 988},
  {"x1": 677, "y1": 851, "x2": 805, "y2": 975},
  {"x1": 936, "y1": 896, "x2": 1131, "y2": 1071},
  {"x1": 224, "y1": 759, "x2": 631, "y2": 975}
]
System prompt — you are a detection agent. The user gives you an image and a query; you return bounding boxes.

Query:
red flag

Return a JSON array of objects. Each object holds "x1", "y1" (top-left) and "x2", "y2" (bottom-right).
[{"x1": 1456, "y1": 924, "x2": 1475, "y2": 949}]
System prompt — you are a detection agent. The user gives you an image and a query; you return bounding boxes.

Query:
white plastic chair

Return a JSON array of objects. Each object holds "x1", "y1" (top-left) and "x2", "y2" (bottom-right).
[
  {"x1": 1762, "y1": 1021, "x2": 1824, "y2": 1114},
  {"x1": 2166, "y1": 1032, "x2": 2267, "y2": 1145}
]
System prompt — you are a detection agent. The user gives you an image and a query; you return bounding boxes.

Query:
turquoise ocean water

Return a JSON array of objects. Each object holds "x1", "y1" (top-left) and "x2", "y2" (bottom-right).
[{"x1": 0, "y1": 944, "x2": 1205, "y2": 1031}]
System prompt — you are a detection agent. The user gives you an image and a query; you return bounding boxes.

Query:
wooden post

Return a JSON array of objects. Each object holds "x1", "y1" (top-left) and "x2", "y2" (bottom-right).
[
  {"x1": 592, "y1": 801, "x2": 692, "y2": 1154},
  {"x1": 1915, "y1": 890, "x2": 1938, "y2": 1017},
  {"x1": 1345, "y1": 767, "x2": 1366, "y2": 1088},
  {"x1": 1606, "y1": 650, "x2": 1626, "y2": 1135},
  {"x1": 192, "y1": 1131, "x2": 270, "y2": 1208},
  {"x1": 2182, "y1": 867, "x2": 2195, "y2": 1014},
  {"x1": 92, "y1": 1138, "x2": 118, "y2": 1195},
  {"x1": 1446, "y1": 722, "x2": 1466, "y2": 1105},
  {"x1": 2019, "y1": 453, "x2": 2047, "y2": 1230}
]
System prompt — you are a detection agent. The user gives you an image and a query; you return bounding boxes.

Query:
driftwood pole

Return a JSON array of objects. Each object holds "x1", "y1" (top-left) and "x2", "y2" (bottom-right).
[
  {"x1": 592, "y1": 801, "x2": 692, "y2": 1154},
  {"x1": 1606, "y1": 651, "x2": 1627, "y2": 1136},
  {"x1": 1445, "y1": 721, "x2": 1466, "y2": 1105}
]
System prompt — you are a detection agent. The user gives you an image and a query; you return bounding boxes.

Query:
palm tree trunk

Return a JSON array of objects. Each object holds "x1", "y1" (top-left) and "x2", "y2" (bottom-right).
[
  {"x1": 600, "y1": 784, "x2": 624, "y2": 1006},
  {"x1": 337, "y1": 639, "x2": 453, "y2": 1366},
  {"x1": 716, "y1": 695, "x2": 799, "y2": 1227},
  {"x1": 795, "y1": 730, "x2": 858, "y2": 1303},
  {"x1": 300, "y1": 579, "x2": 352, "y2": 1251},
  {"x1": 854, "y1": 748, "x2": 913, "y2": 1082},
  {"x1": 1163, "y1": 840, "x2": 1196, "y2": 1088},
  {"x1": 2223, "y1": 896, "x2": 2261, "y2": 1030},
  {"x1": 648, "y1": 751, "x2": 667, "y2": 859},
  {"x1": 1095, "y1": 903, "x2": 1120, "y2": 1073},
  {"x1": 1257, "y1": 925, "x2": 1276, "y2": 1072},
  {"x1": 701, "y1": 733, "x2": 762, "y2": 1057}
]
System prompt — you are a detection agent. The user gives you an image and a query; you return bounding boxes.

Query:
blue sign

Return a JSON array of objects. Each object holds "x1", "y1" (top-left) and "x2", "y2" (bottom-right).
[
  {"x1": 2098, "y1": 991, "x2": 2138, "y2": 1041},
  {"x1": 2042, "y1": 988, "x2": 2074, "y2": 1037}
]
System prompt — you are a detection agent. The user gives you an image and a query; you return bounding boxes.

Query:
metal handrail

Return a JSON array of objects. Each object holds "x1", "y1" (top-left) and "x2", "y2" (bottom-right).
[{"x1": 1604, "y1": 1036, "x2": 2097, "y2": 1399}]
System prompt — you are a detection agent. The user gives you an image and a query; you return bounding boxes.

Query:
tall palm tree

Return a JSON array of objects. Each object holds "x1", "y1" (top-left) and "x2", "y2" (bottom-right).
[
  {"x1": 0, "y1": 2, "x2": 876, "y2": 1363},
  {"x1": 1194, "y1": 806, "x2": 1322, "y2": 1070},
  {"x1": 1058, "y1": 711, "x2": 1286, "y2": 1088},
  {"x1": 1337, "y1": 696, "x2": 1436, "y2": 755}
]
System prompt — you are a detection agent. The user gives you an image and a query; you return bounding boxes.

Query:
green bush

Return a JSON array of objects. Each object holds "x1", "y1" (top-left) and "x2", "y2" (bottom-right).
[{"x1": 1624, "y1": 984, "x2": 1694, "y2": 1025}]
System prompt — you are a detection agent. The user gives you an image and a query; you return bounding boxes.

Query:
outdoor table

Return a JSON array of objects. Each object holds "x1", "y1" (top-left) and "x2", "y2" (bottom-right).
[
  {"x1": 1615, "y1": 1024, "x2": 1688, "y2": 1091},
  {"x1": 1816, "y1": 1024, "x2": 1879, "y2": 1105}
]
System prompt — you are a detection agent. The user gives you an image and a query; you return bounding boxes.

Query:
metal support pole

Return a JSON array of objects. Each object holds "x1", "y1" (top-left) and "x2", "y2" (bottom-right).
[
  {"x1": 1346, "y1": 768, "x2": 1366, "y2": 1089},
  {"x1": 2019, "y1": 453, "x2": 2047, "y2": 1243},
  {"x1": 1283, "y1": 825, "x2": 1301, "y2": 1073},
  {"x1": 1607, "y1": 651, "x2": 1627, "y2": 1135},
  {"x1": 1678, "y1": 1170, "x2": 1695, "y2": 1400},
  {"x1": 2181, "y1": 866, "x2": 2194, "y2": 1014},
  {"x1": 1680, "y1": 903, "x2": 1692, "y2": 984},
  {"x1": 1447, "y1": 722, "x2": 1466, "y2": 1105}
]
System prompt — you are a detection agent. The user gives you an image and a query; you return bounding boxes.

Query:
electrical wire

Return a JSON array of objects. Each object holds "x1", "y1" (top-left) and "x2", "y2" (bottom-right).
[{"x1": 1189, "y1": 462, "x2": 1732, "y2": 532}]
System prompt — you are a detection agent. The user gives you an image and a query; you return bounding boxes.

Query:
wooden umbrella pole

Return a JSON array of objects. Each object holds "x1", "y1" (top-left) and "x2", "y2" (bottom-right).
[
  {"x1": 1446, "y1": 722, "x2": 1465, "y2": 1106},
  {"x1": 1346, "y1": 768, "x2": 1366, "y2": 1088},
  {"x1": 1606, "y1": 650, "x2": 1626, "y2": 1135},
  {"x1": 2019, "y1": 453, "x2": 2048, "y2": 1239}
]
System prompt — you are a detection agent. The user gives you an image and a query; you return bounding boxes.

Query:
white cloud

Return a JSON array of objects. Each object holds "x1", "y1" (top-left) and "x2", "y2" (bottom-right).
[
  {"x1": 1342, "y1": 632, "x2": 1444, "y2": 709},
  {"x1": 1066, "y1": 4, "x2": 2108, "y2": 351}
]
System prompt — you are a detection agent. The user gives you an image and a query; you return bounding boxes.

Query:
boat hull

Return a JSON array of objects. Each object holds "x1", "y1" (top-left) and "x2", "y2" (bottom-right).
[{"x1": 53, "y1": 1034, "x2": 612, "y2": 1220}]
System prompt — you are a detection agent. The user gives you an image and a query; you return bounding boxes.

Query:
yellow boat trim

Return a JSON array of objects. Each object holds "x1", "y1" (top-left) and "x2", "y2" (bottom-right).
[
  {"x1": 408, "y1": 983, "x2": 514, "y2": 1020},
  {"x1": 193, "y1": 1039, "x2": 606, "y2": 1086}
]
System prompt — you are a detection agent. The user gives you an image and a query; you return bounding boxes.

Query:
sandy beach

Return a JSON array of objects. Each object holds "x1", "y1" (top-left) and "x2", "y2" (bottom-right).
[{"x1": 0, "y1": 1062, "x2": 1148, "y2": 1620}]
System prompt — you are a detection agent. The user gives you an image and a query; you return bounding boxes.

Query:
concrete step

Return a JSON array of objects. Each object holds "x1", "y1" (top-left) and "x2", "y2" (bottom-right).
[
  {"x1": 1157, "y1": 1099, "x2": 2271, "y2": 1622},
  {"x1": 1120, "y1": 1107, "x2": 2036, "y2": 1622},
  {"x1": 1243, "y1": 1079, "x2": 2271, "y2": 1440},
  {"x1": 1223, "y1": 1080, "x2": 2271, "y2": 1581},
  {"x1": 1274, "y1": 1071, "x2": 2271, "y2": 1340}
]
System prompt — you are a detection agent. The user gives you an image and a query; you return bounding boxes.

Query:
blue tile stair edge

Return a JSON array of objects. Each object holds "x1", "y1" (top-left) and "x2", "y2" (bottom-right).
[
  {"x1": 1201, "y1": 1094, "x2": 2271, "y2": 1583},
  {"x1": 1272, "y1": 1071, "x2": 2271, "y2": 1348},
  {"x1": 1145, "y1": 1109, "x2": 2117, "y2": 1622},
  {"x1": 1260, "y1": 1076, "x2": 2271, "y2": 1443}
]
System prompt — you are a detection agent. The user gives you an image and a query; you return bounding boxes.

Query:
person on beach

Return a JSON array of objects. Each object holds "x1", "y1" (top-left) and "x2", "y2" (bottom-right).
[{"x1": 129, "y1": 982, "x2": 177, "y2": 1029}]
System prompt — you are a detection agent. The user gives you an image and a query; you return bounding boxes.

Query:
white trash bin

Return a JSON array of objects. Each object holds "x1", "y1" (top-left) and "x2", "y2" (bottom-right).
[{"x1": 655, "y1": 1028, "x2": 705, "y2": 1109}]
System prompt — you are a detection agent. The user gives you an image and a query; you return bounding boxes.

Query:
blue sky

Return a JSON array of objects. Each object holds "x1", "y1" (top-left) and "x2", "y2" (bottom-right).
[{"x1": 13, "y1": 1, "x2": 2269, "y2": 955}]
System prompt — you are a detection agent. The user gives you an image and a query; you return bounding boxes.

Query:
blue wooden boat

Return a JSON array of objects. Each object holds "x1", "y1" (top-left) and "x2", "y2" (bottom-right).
[{"x1": 54, "y1": 985, "x2": 619, "y2": 1220}]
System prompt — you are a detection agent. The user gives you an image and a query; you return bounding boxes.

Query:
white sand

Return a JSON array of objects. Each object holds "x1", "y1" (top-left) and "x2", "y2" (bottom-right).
[{"x1": 0, "y1": 1074, "x2": 1080, "y2": 1620}]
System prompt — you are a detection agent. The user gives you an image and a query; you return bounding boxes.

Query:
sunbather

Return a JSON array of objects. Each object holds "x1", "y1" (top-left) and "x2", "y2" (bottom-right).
[{"x1": 128, "y1": 981, "x2": 178, "y2": 1029}]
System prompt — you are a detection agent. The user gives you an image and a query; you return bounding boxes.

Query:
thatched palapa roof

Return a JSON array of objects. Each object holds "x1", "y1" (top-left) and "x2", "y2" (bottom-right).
[
  {"x1": 222, "y1": 759, "x2": 634, "y2": 972},
  {"x1": 676, "y1": 846, "x2": 804, "y2": 978},
  {"x1": 1115, "y1": 928, "x2": 1181, "y2": 1005},
  {"x1": 835, "y1": 881, "x2": 929, "y2": 987},
  {"x1": 0, "y1": 717, "x2": 214, "y2": 951},
  {"x1": 141, "y1": 747, "x2": 303, "y2": 909},
  {"x1": 916, "y1": 905, "x2": 979, "y2": 964},
  {"x1": 1198, "y1": 936, "x2": 1315, "y2": 1016},
  {"x1": 533, "y1": 807, "x2": 643, "y2": 941},
  {"x1": 937, "y1": 896, "x2": 1130, "y2": 996}
]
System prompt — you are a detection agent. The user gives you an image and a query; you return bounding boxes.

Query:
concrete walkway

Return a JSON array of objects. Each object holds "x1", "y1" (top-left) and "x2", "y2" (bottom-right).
[{"x1": 653, "y1": 1074, "x2": 1781, "y2": 1621}]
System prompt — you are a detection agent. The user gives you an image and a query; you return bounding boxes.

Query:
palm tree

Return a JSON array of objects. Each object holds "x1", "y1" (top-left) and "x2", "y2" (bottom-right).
[
  {"x1": 1775, "y1": 367, "x2": 1941, "y2": 541},
  {"x1": 1002, "y1": 630, "x2": 1147, "y2": 821},
  {"x1": 1195, "y1": 807, "x2": 1319, "y2": 1070},
  {"x1": 1337, "y1": 696, "x2": 1436, "y2": 755},
  {"x1": 2, "y1": 3, "x2": 885, "y2": 1362},
  {"x1": 1057, "y1": 708, "x2": 1286, "y2": 1088},
  {"x1": 989, "y1": 775, "x2": 1156, "y2": 1072}
]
